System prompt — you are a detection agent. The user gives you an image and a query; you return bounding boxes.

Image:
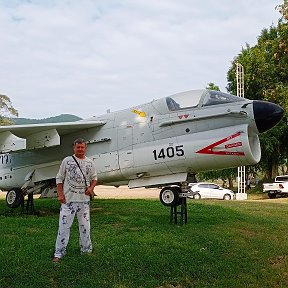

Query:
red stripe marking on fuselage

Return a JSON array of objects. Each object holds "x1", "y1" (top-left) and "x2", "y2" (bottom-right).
[{"x1": 196, "y1": 132, "x2": 245, "y2": 156}]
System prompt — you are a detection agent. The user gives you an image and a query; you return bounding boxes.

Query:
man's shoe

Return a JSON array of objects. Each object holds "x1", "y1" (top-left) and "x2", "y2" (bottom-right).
[{"x1": 52, "y1": 257, "x2": 61, "y2": 263}]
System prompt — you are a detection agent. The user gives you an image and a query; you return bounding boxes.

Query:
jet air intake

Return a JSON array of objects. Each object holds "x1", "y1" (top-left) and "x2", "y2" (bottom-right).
[{"x1": 253, "y1": 100, "x2": 284, "y2": 133}]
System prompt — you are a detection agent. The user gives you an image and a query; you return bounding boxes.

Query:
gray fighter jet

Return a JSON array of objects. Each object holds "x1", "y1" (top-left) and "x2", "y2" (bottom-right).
[{"x1": 0, "y1": 89, "x2": 283, "y2": 208}]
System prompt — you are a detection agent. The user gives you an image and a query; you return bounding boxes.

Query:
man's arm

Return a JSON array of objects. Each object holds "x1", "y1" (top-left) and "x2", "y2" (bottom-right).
[
  {"x1": 57, "y1": 183, "x2": 66, "y2": 204},
  {"x1": 56, "y1": 158, "x2": 67, "y2": 204},
  {"x1": 85, "y1": 179, "x2": 97, "y2": 196}
]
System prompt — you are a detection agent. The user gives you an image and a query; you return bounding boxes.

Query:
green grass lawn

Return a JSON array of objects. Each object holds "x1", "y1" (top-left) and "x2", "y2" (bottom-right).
[{"x1": 1, "y1": 197, "x2": 288, "y2": 288}]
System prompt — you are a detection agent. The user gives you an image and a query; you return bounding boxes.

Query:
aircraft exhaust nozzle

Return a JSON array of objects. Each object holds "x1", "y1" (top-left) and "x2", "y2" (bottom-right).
[{"x1": 253, "y1": 100, "x2": 284, "y2": 133}]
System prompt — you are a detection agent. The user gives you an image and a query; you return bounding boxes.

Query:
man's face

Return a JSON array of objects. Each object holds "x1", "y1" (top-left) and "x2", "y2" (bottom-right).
[{"x1": 73, "y1": 143, "x2": 87, "y2": 158}]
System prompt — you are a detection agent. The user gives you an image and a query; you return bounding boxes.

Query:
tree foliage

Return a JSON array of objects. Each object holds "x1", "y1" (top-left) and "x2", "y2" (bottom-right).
[
  {"x1": 206, "y1": 82, "x2": 220, "y2": 91},
  {"x1": 197, "y1": 168, "x2": 237, "y2": 189},
  {"x1": 201, "y1": 2, "x2": 288, "y2": 183},
  {"x1": 0, "y1": 94, "x2": 18, "y2": 125},
  {"x1": 226, "y1": 1, "x2": 288, "y2": 180}
]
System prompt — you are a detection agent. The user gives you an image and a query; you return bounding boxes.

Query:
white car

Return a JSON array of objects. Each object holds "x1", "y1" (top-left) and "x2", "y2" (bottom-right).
[{"x1": 189, "y1": 182, "x2": 235, "y2": 200}]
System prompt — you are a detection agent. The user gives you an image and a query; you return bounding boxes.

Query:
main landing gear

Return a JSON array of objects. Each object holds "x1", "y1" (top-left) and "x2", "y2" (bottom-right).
[
  {"x1": 159, "y1": 184, "x2": 191, "y2": 225},
  {"x1": 6, "y1": 182, "x2": 50, "y2": 214},
  {"x1": 6, "y1": 187, "x2": 35, "y2": 214}
]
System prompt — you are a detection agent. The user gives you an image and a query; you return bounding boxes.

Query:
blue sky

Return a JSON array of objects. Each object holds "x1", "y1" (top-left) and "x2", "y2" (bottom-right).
[{"x1": 0, "y1": 0, "x2": 281, "y2": 119}]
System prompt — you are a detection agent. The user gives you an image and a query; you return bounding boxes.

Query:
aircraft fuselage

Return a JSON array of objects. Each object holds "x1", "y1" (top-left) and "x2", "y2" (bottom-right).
[{"x1": 0, "y1": 89, "x2": 284, "y2": 192}]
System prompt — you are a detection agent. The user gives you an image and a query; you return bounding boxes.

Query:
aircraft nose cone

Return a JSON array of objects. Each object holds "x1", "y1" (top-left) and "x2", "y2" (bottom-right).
[{"x1": 253, "y1": 100, "x2": 284, "y2": 133}]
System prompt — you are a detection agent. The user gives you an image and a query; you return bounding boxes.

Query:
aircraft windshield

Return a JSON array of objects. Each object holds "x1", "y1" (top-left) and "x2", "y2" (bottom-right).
[
  {"x1": 202, "y1": 90, "x2": 244, "y2": 106},
  {"x1": 165, "y1": 90, "x2": 244, "y2": 111},
  {"x1": 166, "y1": 90, "x2": 204, "y2": 111}
]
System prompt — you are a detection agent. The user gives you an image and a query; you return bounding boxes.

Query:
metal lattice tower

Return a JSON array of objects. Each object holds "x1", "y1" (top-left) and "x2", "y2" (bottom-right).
[
  {"x1": 236, "y1": 63, "x2": 246, "y2": 196},
  {"x1": 236, "y1": 63, "x2": 244, "y2": 98}
]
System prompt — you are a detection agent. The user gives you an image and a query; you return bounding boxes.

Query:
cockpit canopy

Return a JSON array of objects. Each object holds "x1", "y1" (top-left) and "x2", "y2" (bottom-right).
[{"x1": 166, "y1": 90, "x2": 245, "y2": 111}]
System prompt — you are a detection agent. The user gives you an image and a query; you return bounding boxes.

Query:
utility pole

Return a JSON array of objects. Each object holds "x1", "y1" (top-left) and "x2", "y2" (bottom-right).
[{"x1": 236, "y1": 63, "x2": 247, "y2": 200}]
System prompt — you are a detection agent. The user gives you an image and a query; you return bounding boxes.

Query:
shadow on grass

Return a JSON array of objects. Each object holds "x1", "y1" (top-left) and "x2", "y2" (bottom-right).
[
  {"x1": 0, "y1": 198, "x2": 60, "y2": 217},
  {"x1": 0, "y1": 197, "x2": 245, "y2": 223}
]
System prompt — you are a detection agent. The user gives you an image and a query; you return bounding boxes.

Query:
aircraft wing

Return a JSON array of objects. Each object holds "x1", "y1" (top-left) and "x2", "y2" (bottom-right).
[{"x1": 0, "y1": 120, "x2": 106, "y2": 152}]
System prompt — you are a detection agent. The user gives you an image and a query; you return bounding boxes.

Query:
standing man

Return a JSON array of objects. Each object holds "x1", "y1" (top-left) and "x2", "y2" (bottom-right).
[{"x1": 53, "y1": 138, "x2": 97, "y2": 262}]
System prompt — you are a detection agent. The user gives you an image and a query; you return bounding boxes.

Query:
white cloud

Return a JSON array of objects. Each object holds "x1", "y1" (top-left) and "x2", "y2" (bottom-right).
[{"x1": 0, "y1": 0, "x2": 281, "y2": 119}]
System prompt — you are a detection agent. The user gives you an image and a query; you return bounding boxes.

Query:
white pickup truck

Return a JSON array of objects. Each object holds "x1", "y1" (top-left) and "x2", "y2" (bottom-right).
[{"x1": 263, "y1": 175, "x2": 288, "y2": 199}]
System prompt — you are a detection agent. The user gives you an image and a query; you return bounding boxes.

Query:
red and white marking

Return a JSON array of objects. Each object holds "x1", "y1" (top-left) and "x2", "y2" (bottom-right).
[{"x1": 196, "y1": 132, "x2": 244, "y2": 156}]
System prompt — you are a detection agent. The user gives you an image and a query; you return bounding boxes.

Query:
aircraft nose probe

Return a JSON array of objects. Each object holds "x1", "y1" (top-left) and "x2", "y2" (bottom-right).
[{"x1": 253, "y1": 100, "x2": 284, "y2": 133}]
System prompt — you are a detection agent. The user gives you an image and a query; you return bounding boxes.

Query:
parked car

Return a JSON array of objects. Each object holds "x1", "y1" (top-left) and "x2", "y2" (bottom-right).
[
  {"x1": 263, "y1": 175, "x2": 288, "y2": 199},
  {"x1": 188, "y1": 182, "x2": 235, "y2": 200}
]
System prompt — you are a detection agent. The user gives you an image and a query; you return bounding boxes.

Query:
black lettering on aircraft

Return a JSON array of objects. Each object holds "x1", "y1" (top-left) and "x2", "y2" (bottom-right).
[
  {"x1": 0, "y1": 154, "x2": 10, "y2": 165},
  {"x1": 153, "y1": 145, "x2": 184, "y2": 160}
]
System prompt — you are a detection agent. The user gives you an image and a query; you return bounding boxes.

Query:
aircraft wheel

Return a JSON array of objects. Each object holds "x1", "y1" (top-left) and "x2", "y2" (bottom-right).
[
  {"x1": 159, "y1": 187, "x2": 180, "y2": 206},
  {"x1": 193, "y1": 192, "x2": 201, "y2": 200},
  {"x1": 6, "y1": 188, "x2": 24, "y2": 208}
]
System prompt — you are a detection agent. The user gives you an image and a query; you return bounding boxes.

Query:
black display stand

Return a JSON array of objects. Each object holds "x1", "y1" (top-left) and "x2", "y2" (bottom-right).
[
  {"x1": 21, "y1": 194, "x2": 36, "y2": 214},
  {"x1": 170, "y1": 197, "x2": 188, "y2": 225}
]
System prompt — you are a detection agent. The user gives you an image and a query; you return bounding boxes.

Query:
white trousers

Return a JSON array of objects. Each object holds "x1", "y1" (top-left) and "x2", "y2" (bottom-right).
[{"x1": 54, "y1": 202, "x2": 92, "y2": 258}]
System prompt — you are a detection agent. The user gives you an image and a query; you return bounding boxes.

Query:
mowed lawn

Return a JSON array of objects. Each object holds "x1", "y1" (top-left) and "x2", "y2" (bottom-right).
[{"x1": 1, "y1": 196, "x2": 288, "y2": 288}]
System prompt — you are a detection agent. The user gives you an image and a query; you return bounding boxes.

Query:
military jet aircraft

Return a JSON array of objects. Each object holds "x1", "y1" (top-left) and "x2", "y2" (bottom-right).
[{"x1": 0, "y1": 89, "x2": 283, "y2": 208}]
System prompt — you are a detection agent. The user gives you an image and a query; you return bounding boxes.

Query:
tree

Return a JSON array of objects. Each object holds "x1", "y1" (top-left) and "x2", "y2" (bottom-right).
[
  {"x1": 226, "y1": 1, "x2": 288, "y2": 180},
  {"x1": 277, "y1": 0, "x2": 288, "y2": 21},
  {"x1": 197, "y1": 168, "x2": 237, "y2": 189},
  {"x1": 206, "y1": 82, "x2": 220, "y2": 91},
  {"x1": 0, "y1": 94, "x2": 18, "y2": 125}
]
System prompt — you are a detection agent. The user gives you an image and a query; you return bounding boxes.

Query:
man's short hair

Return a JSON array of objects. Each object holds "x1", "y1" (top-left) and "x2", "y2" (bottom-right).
[{"x1": 73, "y1": 138, "x2": 87, "y2": 146}]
